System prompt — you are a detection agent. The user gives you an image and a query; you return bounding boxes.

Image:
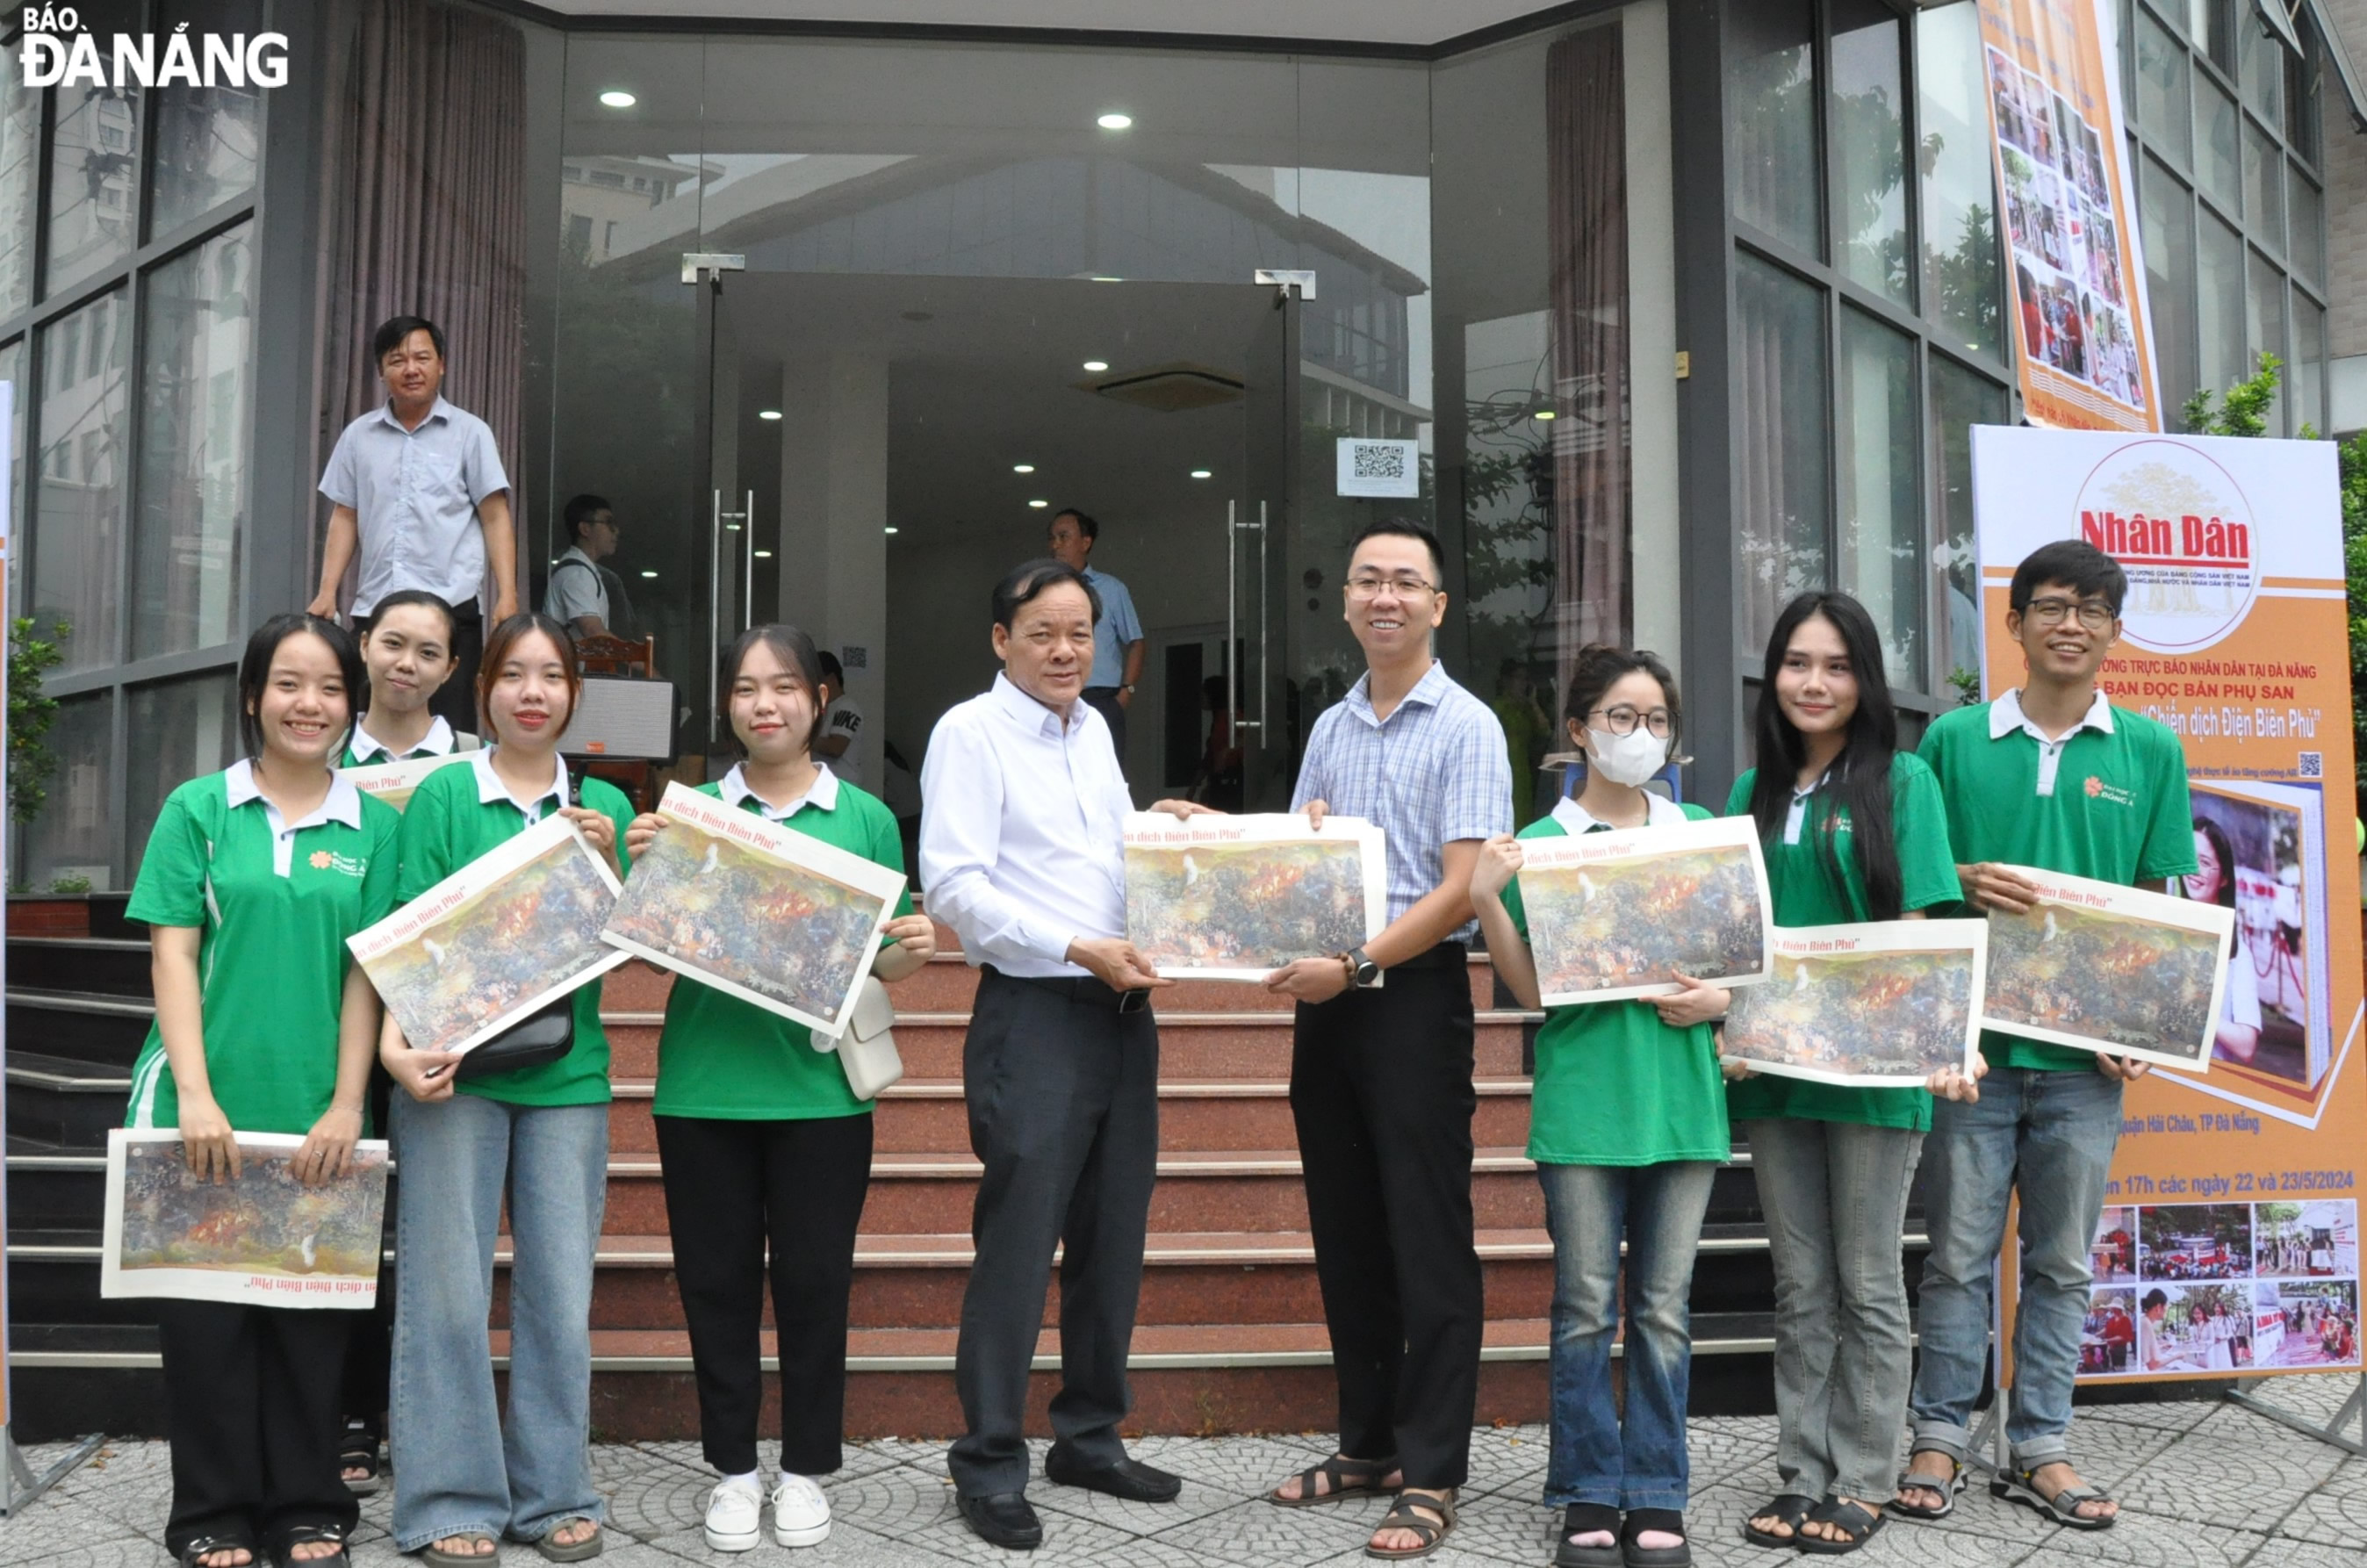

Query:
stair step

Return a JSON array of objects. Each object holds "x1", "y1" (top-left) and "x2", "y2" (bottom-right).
[{"x1": 5, "y1": 937, "x2": 154, "y2": 997}]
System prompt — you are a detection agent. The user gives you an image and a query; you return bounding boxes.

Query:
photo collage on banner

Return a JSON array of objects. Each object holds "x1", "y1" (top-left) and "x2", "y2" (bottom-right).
[
  {"x1": 2082, "y1": 1200, "x2": 2360, "y2": 1377},
  {"x1": 1976, "y1": 0, "x2": 2160, "y2": 430}
]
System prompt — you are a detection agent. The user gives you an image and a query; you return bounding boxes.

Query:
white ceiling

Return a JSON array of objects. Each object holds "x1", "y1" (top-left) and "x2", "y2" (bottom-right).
[{"x1": 529, "y1": 0, "x2": 1557, "y2": 48}]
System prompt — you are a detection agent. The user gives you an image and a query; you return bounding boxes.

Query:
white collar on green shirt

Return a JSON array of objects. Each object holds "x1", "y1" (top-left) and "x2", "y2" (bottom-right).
[
  {"x1": 1989, "y1": 686, "x2": 2114, "y2": 743},
  {"x1": 469, "y1": 746, "x2": 568, "y2": 818},
  {"x1": 346, "y1": 713, "x2": 457, "y2": 763},
  {"x1": 718, "y1": 761, "x2": 838, "y2": 818},
  {"x1": 223, "y1": 759, "x2": 364, "y2": 877},
  {"x1": 1550, "y1": 789, "x2": 1686, "y2": 832}
]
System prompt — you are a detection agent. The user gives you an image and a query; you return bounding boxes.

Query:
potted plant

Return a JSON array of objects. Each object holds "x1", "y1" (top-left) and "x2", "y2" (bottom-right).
[{"x1": 5, "y1": 615, "x2": 92, "y2": 938}]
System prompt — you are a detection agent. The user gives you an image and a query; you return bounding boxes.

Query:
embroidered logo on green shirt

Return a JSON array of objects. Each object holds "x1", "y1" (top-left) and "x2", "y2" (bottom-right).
[
  {"x1": 309, "y1": 849, "x2": 371, "y2": 877},
  {"x1": 2083, "y1": 775, "x2": 2135, "y2": 807}
]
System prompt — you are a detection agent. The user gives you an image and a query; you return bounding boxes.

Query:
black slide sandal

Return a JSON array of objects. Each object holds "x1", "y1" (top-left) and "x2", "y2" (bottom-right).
[
  {"x1": 1795, "y1": 1498, "x2": 1884, "y2": 1556},
  {"x1": 1742, "y1": 1493, "x2": 1817, "y2": 1549}
]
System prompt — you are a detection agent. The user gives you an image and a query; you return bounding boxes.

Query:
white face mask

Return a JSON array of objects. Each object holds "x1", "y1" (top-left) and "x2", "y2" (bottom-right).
[{"x1": 1586, "y1": 725, "x2": 1669, "y2": 788}]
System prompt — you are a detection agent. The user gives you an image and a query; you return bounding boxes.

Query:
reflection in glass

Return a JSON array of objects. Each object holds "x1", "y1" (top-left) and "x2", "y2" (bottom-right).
[
  {"x1": 1917, "y1": 2, "x2": 2001, "y2": 358},
  {"x1": 2291, "y1": 294, "x2": 2324, "y2": 436},
  {"x1": 2246, "y1": 250, "x2": 2284, "y2": 432},
  {"x1": 2140, "y1": 155, "x2": 2198, "y2": 414},
  {"x1": 1930, "y1": 356, "x2": 2006, "y2": 688},
  {"x1": 1734, "y1": 254, "x2": 1828, "y2": 656},
  {"x1": 46, "y1": 55, "x2": 143, "y2": 298},
  {"x1": 128, "y1": 673, "x2": 238, "y2": 881},
  {"x1": 2242, "y1": 120, "x2": 2283, "y2": 250},
  {"x1": 1836, "y1": 307, "x2": 1920, "y2": 683},
  {"x1": 23, "y1": 694, "x2": 114, "y2": 890},
  {"x1": 2196, "y1": 212, "x2": 2244, "y2": 403},
  {"x1": 33, "y1": 291, "x2": 129, "y2": 673},
  {"x1": 151, "y1": 0, "x2": 263, "y2": 235},
  {"x1": 0, "y1": 337, "x2": 22, "y2": 578},
  {"x1": 2287, "y1": 166, "x2": 2321, "y2": 284},
  {"x1": 2239, "y1": 13, "x2": 2281, "y2": 126},
  {"x1": 2195, "y1": 79, "x2": 2239, "y2": 210},
  {"x1": 1831, "y1": 0, "x2": 1909, "y2": 304},
  {"x1": 2135, "y1": 12, "x2": 2191, "y2": 163},
  {"x1": 0, "y1": 40, "x2": 39, "y2": 319},
  {"x1": 1729, "y1": 0, "x2": 1819, "y2": 254},
  {"x1": 135, "y1": 226, "x2": 253, "y2": 658}
]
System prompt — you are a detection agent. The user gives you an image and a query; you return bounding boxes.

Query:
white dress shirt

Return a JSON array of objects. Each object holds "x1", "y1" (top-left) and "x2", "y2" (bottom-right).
[{"x1": 919, "y1": 673, "x2": 1133, "y2": 977}]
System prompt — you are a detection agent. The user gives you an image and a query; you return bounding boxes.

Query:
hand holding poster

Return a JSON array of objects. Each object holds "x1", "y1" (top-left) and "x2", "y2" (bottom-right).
[
  {"x1": 335, "y1": 752, "x2": 474, "y2": 812},
  {"x1": 101, "y1": 1130, "x2": 391, "y2": 1307},
  {"x1": 1123, "y1": 812, "x2": 1385, "y2": 981},
  {"x1": 1722, "y1": 919, "x2": 1986, "y2": 1088},
  {"x1": 349, "y1": 811, "x2": 629, "y2": 1056},
  {"x1": 1979, "y1": 867, "x2": 2233, "y2": 1069},
  {"x1": 1515, "y1": 816, "x2": 1772, "y2": 1004},
  {"x1": 601, "y1": 781, "x2": 905, "y2": 1035}
]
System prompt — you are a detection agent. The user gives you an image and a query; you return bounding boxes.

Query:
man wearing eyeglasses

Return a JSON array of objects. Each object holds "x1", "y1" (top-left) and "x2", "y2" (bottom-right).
[
  {"x1": 1899, "y1": 539, "x2": 2194, "y2": 1534},
  {"x1": 1257, "y1": 520, "x2": 1511, "y2": 1560}
]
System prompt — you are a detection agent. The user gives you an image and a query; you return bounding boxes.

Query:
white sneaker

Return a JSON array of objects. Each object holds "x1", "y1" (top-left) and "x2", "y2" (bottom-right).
[
  {"x1": 772, "y1": 1473, "x2": 831, "y2": 1548},
  {"x1": 704, "y1": 1473, "x2": 765, "y2": 1552}
]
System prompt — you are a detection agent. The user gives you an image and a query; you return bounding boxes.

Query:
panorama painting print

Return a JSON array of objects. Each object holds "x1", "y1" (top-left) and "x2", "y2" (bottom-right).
[
  {"x1": 1981, "y1": 867, "x2": 2234, "y2": 1069},
  {"x1": 1124, "y1": 813, "x2": 1385, "y2": 981},
  {"x1": 601, "y1": 782, "x2": 904, "y2": 1035},
  {"x1": 102, "y1": 1130, "x2": 391, "y2": 1307},
  {"x1": 1518, "y1": 815, "x2": 1772, "y2": 1004},
  {"x1": 1722, "y1": 920, "x2": 1986, "y2": 1088},
  {"x1": 350, "y1": 812, "x2": 629, "y2": 1057}
]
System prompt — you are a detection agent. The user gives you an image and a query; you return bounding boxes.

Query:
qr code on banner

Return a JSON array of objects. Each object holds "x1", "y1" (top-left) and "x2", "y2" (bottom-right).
[
  {"x1": 2299, "y1": 752, "x2": 2323, "y2": 778},
  {"x1": 1351, "y1": 443, "x2": 1407, "y2": 483}
]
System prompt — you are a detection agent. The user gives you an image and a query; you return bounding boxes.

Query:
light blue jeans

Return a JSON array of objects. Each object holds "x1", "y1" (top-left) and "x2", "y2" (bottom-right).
[
  {"x1": 1536, "y1": 1161, "x2": 1718, "y2": 1512},
  {"x1": 389, "y1": 1093, "x2": 608, "y2": 1552},
  {"x1": 1909, "y1": 1066, "x2": 2122, "y2": 1471}
]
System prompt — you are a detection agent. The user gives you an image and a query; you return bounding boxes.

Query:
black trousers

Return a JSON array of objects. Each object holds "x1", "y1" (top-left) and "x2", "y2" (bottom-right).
[
  {"x1": 428, "y1": 596, "x2": 485, "y2": 735},
  {"x1": 1290, "y1": 949, "x2": 1483, "y2": 1489},
  {"x1": 339, "y1": 1065, "x2": 398, "y2": 1441},
  {"x1": 157, "y1": 1299, "x2": 359, "y2": 1556},
  {"x1": 1081, "y1": 687, "x2": 1127, "y2": 757},
  {"x1": 949, "y1": 967, "x2": 1159, "y2": 1497},
  {"x1": 654, "y1": 1111, "x2": 875, "y2": 1478}
]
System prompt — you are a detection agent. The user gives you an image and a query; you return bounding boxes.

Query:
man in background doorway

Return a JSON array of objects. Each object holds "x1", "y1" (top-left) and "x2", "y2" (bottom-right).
[
  {"x1": 1047, "y1": 509, "x2": 1142, "y2": 756},
  {"x1": 543, "y1": 493, "x2": 636, "y2": 641},
  {"x1": 312, "y1": 314, "x2": 516, "y2": 734},
  {"x1": 816, "y1": 651, "x2": 865, "y2": 788}
]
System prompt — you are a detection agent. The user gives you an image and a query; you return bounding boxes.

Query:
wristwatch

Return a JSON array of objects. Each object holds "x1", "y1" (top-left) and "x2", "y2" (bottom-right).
[
  {"x1": 1122, "y1": 683, "x2": 1138, "y2": 694},
  {"x1": 1344, "y1": 946, "x2": 1382, "y2": 989}
]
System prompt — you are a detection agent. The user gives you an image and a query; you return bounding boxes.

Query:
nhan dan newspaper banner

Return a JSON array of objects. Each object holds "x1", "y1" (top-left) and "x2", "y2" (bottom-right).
[
  {"x1": 1976, "y1": 0, "x2": 2161, "y2": 431},
  {"x1": 1973, "y1": 425, "x2": 2363, "y2": 1384}
]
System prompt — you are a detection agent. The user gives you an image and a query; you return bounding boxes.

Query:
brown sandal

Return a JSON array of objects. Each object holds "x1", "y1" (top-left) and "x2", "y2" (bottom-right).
[
  {"x1": 1364, "y1": 1488, "x2": 1457, "y2": 1560},
  {"x1": 1269, "y1": 1453, "x2": 1399, "y2": 1507}
]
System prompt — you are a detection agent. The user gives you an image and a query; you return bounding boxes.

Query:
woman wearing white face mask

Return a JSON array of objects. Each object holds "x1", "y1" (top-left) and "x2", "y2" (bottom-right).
[{"x1": 1470, "y1": 645, "x2": 1729, "y2": 1568}]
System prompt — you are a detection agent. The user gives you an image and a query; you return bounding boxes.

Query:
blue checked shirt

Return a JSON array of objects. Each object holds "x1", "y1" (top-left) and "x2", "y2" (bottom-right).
[{"x1": 1291, "y1": 660, "x2": 1512, "y2": 939}]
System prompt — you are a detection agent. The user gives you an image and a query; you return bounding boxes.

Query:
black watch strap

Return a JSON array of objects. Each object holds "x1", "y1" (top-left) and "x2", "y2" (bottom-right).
[{"x1": 1349, "y1": 946, "x2": 1382, "y2": 989}]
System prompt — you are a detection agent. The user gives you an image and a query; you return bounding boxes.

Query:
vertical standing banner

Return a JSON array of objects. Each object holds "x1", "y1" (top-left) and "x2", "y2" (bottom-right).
[
  {"x1": 1975, "y1": 0, "x2": 2162, "y2": 431},
  {"x1": 1973, "y1": 425, "x2": 2364, "y2": 1385},
  {"x1": 0, "y1": 379, "x2": 14, "y2": 1440}
]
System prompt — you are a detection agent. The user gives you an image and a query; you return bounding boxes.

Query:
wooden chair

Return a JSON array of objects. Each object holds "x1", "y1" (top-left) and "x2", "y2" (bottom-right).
[{"x1": 568, "y1": 632, "x2": 662, "y2": 812}]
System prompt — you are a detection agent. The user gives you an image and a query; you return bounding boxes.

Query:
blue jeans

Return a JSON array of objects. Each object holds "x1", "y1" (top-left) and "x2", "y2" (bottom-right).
[
  {"x1": 1536, "y1": 1161, "x2": 1717, "y2": 1512},
  {"x1": 389, "y1": 1093, "x2": 608, "y2": 1551},
  {"x1": 1910, "y1": 1065, "x2": 2121, "y2": 1471}
]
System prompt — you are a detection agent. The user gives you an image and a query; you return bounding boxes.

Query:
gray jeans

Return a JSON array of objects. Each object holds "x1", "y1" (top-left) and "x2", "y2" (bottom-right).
[{"x1": 1742, "y1": 1117, "x2": 1924, "y2": 1502}]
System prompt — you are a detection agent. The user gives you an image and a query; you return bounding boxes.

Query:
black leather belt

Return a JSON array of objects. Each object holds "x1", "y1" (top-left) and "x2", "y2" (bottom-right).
[{"x1": 981, "y1": 964, "x2": 1152, "y2": 1013}]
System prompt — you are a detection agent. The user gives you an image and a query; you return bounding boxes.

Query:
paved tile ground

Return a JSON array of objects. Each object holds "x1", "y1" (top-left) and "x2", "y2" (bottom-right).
[{"x1": 5, "y1": 1376, "x2": 2362, "y2": 1568}]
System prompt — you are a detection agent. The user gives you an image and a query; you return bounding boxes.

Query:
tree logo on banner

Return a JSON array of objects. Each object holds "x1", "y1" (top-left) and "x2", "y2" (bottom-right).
[{"x1": 2073, "y1": 438, "x2": 2261, "y2": 652}]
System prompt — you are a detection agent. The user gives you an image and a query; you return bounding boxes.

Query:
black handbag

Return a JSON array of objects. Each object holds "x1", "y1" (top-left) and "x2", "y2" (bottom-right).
[{"x1": 455, "y1": 766, "x2": 584, "y2": 1082}]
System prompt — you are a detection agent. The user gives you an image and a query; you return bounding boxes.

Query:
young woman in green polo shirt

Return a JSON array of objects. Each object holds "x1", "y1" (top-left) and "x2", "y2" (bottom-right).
[
  {"x1": 1724, "y1": 593, "x2": 1978, "y2": 1557},
  {"x1": 622, "y1": 624, "x2": 935, "y2": 1553},
  {"x1": 127, "y1": 613, "x2": 400, "y2": 1568},
  {"x1": 339, "y1": 589, "x2": 476, "y2": 766},
  {"x1": 376, "y1": 613, "x2": 631, "y2": 1567},
  {"x1": 1471, "y1": 644, "x2": 1728, "y2": 1568}
]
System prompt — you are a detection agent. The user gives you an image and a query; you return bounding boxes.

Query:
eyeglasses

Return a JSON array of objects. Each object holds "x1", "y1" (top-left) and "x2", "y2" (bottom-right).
[
  {"x1": 2022, "y1": 596, "x2": 2115, "y2": 630},
  {"x1": 1345, "y1": 574, "x2": 1437, "y2": 600},
  {"x1": 1589, "y1": 705, "x2": 1673, "y2": 737}
]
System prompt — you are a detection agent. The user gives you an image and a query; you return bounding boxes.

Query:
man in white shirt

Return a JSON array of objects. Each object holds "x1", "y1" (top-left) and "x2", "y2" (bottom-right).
[
  {"x1": 919, "y1": 558, "x2": 1205, "y2": 1550},
  {"x1": 814, "y1": 651, "x2": 865, "y2": 788}
]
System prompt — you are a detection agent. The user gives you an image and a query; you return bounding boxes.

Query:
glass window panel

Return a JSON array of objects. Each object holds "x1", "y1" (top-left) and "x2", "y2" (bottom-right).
[
  {"x1": 32, "y1": 291, "x2": 128, "y2": 673},
  {"x1": 2196, "y1": 210, "x2": 2245, "y2": 402},
  {"x1": 1836, "y1": 307, "x2": 1922, "y2": 682},
  {"x1": 1734, "y1": 253, "x2": 1829, "y2": 655},
  {"x1": 2246, "y1": 249, "x2": 2284, "y2": 430},
  {"x1": 2291, "y1": 292, "x2": 2324, "y2": 435},
  {"x1": 2239, "y1": 9, "x2": 2282, "y2": 124},
  {"x1": 150, "y1": 0, "x2": 264, "y2": 235},
  {"x1": 2, "y1": 336, "x2": 22, "y2": 578},
  {"x1": 0, "y1": 39, "x2": 39, "y2": 320},
  {"x1": 1729, "y1": 0, "x2": 1820, "y2": 254},
  {"x1": 2285, "y1": 28, "x2": 2321, "y2": 164},
  {"x1": 22, "y1": 694, "x2": 114, "y2": 891},
  {"x1": 135, "y1": 225, "x2": 253, "y2": 658},
  {"x1": 1917, "y1": 1, "x2": 2002, "y2": 358},
  {"x1": 1831, "y1": 0, "x2": 1910, "y2": 304},
  {"x1": 44, "y1": 0, "x2": 145, "y2": 298},
  {"x1": 2202, "y1": 0, "x2": 2237, "y2": 73},
  {"x1": 2242, "y1": 119, "x2": 2283, "y2": 250},
  {"x1": 2139, "y1": 155, "x2": 2198, "y2": 418},
  {"x1": 127, "y1": 673, "x2": 238, "y2": 881},
  {"x1": 2195, "y1": 79, "x2": 2240, "y2": 208},
  {"x1": 2136, "y1": 11, "x2": 2192, "y2": 163},
  {"x1": 2287, "y1": 164, "x2": 2321, "y2": 284},
  {"x1": 1931, "y1": 356, "x2": 2007, "y2": 688}
]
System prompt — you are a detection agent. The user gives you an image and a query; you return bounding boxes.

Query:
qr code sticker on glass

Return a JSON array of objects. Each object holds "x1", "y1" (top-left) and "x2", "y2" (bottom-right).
[
  {"x1": 2299, "y1": 751, "x2": 2322, "y2": 778},
  {"x1": 1352, "y1": 443, "x2": 1407, "y2": 483}
]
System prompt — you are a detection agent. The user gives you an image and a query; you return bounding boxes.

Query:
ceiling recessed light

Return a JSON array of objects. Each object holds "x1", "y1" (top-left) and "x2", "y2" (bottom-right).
[
  {"x1": 884, "y1": 526, "x2": 899, "y2": 535},
  {"x1": 758, "y1": 408, "x2": 781, "y2": 421},
  {"x1": 640, "y1": 569, "x2": 658, "y2": 578},
  {"x1": 1090, "y1": 276, "x2": 1123, "y2": 283},
  {"x1": 1533, "y1": 409, "x2": 1557, "y2": 421},
  {"x1": 1097, "y1": 112, "x2": 1133, "y2": 130},
  {"x1": 753, "y1": 550, "x2": 773, "y2": 558},
  {"x1": 599, "y1": 90, "x2": 636, "y2": 109},
  {"x1": 1027, "y1": 499, "x2": 1049, "y2": 509},
  {"x1": 1083, "y1": 359, "x2": 1109, "y2": 373},
  {"x1": 1190, "y1": 469, "x2": 1212, "y2": 479},
  {"x1": 1012, "y1": 463, "x2": 1035, "y2": 474}
]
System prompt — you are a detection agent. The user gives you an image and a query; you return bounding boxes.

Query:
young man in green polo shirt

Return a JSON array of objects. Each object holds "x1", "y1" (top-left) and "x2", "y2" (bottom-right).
[{"x1": 1900, "y1": 540, "x2": 2195, "y2": 1531}]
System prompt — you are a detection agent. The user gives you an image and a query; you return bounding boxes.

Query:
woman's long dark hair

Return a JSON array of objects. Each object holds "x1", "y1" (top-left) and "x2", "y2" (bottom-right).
[{"x1": 1747, "y1": 592, "x2": 1904, "y2": 921}]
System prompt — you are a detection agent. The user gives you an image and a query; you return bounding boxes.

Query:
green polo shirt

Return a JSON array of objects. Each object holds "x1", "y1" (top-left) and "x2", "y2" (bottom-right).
[
  {"x1": 1723, "y1": 754, "x2": 1963, "y2": 1130},
  {"x1": 653, "y1": 769, "x2": 914, "y2": 1119},
  {"x1": 396, "y1": 751, "x2": 633, "y2": 1106},
  {"x1": 125, "y1": 765, "x2": 402, "y2": 1136},
  {"x1": 1918, "y1": 691, "x2": 2196, "y2": 1072},
  {"x1": 1501, "y1": 802, "x2": 1731, "y2": 1167}
]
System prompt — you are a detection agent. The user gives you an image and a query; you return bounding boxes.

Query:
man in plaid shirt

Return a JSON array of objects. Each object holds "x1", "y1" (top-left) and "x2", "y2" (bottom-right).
[{"x1": 1260, "y1": 520, "x2": 1511, "y2": 1559}]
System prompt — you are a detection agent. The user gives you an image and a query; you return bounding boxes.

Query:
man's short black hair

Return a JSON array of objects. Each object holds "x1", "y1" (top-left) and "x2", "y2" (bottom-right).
[
  {"x1": 1348, "y1": 517, "x2": 1446, "y2": 583},
  {"x1": 992, "y1": 557, "x2": 1102, "y2": 631},
  {"x1": 817, "y1": 651, "x2": 845, "y2": 684},
  {"x1": 372, "y1": 314, "x2": 446, "y2": 365},
  {"x1": 563, "y1": 493, "x2": 613, "y2": 543},
  {"x1": 2011, "y1": 538, "x2": 2126, "y2": 618},
  {"x1": 2142, "y1": 1288, "x2": 2169, "y2": 1313},
  {"x1": 1051, "y1": 507, "x2": 1098, "y2": 542}
]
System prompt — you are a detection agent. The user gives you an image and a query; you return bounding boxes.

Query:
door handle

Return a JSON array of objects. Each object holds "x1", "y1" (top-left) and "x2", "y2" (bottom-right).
[
  {"x1": 743, "y1": 488, "x2": 756, "y2": 634},
  {"x1": 709, "y1": 488, "x2": 723, "y2": 744},
  {"x1": 1231, "y1": 501, "x2": 1265, "y2": 734}
]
